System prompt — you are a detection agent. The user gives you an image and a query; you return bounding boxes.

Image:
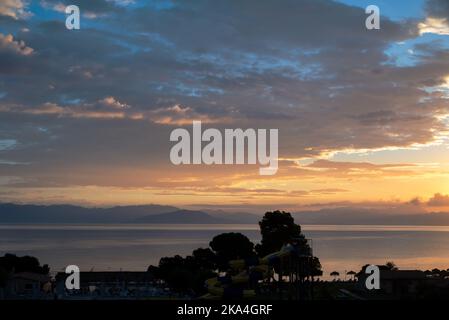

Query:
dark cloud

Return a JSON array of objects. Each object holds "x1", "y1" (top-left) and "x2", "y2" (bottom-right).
[
  {"x1": 128, "y1": 0, "x2": 413, "y2": 52},
  {"x1": 426, "y1": 0, "x2": 449, "y2": 19}
]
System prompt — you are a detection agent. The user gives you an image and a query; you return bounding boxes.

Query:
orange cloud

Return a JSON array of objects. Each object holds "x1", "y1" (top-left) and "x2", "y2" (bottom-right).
[
  {"x1": 99, "y1": 97, "x2": 130, "y2": 109},
  {"x1": 0, "y1": 0, "x2": 30, "y2": 19},
  {"x1": 427, "y1": 193, "x2": 449, "y2": 207},
  {"x1": 149, "y1": 104, "x2": 231, "y2": 125},
  {"x1": 0, "y1": 33, "x2": 33, "y2": 55}
]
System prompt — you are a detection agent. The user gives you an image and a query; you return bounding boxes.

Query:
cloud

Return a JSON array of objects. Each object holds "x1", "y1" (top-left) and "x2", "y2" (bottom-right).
[
  {"x1": 149, "y1": 104, "x2": 230, "y2": 125},
  {"x1": 99, "y1": 96, "x2": 130, "y2": 109},
  {"x1": 40, "y1": 1, "x2": 110, "y2": 19},
  {"x1": 425, "y1": 0, "x2": 449, "y2": 20},
  {"x1": 418, "y1": 17, "x2": 449, "y2": 35},
  {"x1": 6, "y1": 102, "x2": 127, "y2": 119},
  {"x1": 1, "y1": 100, "x2": 234, "y2": 124},
  {"x1": 40, "y1": 0, "x2": 123, "y2": 15},
  {"x1": 45, "y1": 2, "x2": 66, "y2": 13},
  {"x1": 0, "y1": 33, "x2": 33, "y2": 56},
  {"x1": 0, "y1": 139, "x2": 17, "y2": 151},
  {"x1": 107, "y1": 0, "x2": 135, "y2": 6},
  {"x1": 310, "y1": 188, "x2": 349, "y2": 195},
  {"x1": 26, "y1": 102, "x2": 65, "y2": 115},
  {"x1": 427, "y1": 193, "x2": 449, "y2": 207},
  {"x1": 295, "y1": 160, "x2": 419, "y2": 178},
  {"x1": 305, "y1": 159, "x2": 414, "y2": 170},
  {"x1": 1, "y1": 0, "x2": 449, "y2": 205},
  {"x1": 419, "y1": 0, "x2": 449, "y2": 35},
  {"x1": 0, "y1": 0, "x2": 30, "y2": 19}
]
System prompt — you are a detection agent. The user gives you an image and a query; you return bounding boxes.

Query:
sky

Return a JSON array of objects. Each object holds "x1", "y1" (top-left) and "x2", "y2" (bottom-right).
[{"x1": 1, "y1": 0, "x2": 449, "y2": 214}]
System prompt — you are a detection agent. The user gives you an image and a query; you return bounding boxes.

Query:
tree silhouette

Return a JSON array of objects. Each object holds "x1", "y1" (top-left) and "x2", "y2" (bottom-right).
[
  {"x1": 255, "y1": 210, "x2": 322, "y2": 278},
  {"x1": 255, "y1": 210, "x2": 306, "y2": 257},
  {"x1": 150, "y1": 253, "x2": 216, "y2": 294},
  {"x1": 209, "y1": 232, "x2": 255, "y2": 270},
  {"x1": 310, "y1": 257, "x2": 323, "y2": 277},
  {"x1": 146, "y1": 212, "x2": 325, "y2": 297},
  {"x1": 330, "y1": 271, "x2": 340, "y2": 281},
  {"x1": 385, "y1": 261, "x2": 398, "y2": 271},
  {"x1": 346, "y1": 270, "x2": 356, "y2": 280},
  {"x1": 0, "y1": 253, "x2": 49, "y2": 275},
  {"x1": 192, "y1": 248, "x2": 216, "y2": 270}
]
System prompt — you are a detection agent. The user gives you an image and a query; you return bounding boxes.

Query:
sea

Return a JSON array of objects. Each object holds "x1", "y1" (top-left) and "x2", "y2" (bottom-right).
[{"x1": 2, "y1": 224, "x2": 449, "y2": 278}]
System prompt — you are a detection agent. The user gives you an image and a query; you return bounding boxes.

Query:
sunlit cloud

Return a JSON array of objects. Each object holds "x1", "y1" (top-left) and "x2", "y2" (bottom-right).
[
  {"x1": 423, "y1": 75, "x2": 449, "y2": 100},
  {"x1": 1, "y1": 102, "x2": 127, "y2": 119},
  {"x1": 0, "y1": 33, "x2": 33, "y2": 56},
  {"x1": 149, "y1": 104, "x2": 231, "y2": 125},
  {"x1": 0, "y1": 0, "x2": 30, "y2": 19},
  {"x1": 418, "y1": 17, "x2": 449, "y2": 35},
  {"x1": 99, "y1": 96, "x2": 130, "y2": 109}
]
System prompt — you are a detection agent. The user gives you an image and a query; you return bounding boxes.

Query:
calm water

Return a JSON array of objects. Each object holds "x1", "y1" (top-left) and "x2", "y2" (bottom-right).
[{"x1": 2, "y1": 224, "x2": 449, "y2": 277}]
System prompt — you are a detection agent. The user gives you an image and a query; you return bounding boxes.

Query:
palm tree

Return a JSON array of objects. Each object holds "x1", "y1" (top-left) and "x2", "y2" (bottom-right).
[
  {"x1": 385, "y1": 261, "x2": 398, "y2": 271},
  {"x1": 346, "y1": 270, "x2": 356, "y2": 281},
  {"x1": 330, "y1": 271, "x2": 340, "y2": 281}
]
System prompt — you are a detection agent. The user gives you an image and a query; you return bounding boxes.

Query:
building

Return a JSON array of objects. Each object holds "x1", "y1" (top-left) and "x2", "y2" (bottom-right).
[
  {"x1": 357, "y1": 270, "x2": 429, "y2": 299},
  {"x1": 3, "y1": 272, "x2": 52, "y2": 299},
  {"x1": 55, "y1": 271, "x2": 163, "y2": 299}
]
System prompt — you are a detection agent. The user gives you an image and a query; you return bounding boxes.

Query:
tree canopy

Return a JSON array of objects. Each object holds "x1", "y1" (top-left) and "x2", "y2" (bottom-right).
[
  {"x1": 0, "y1": 253, "x2": 50, "y2": 275},
  {"x1": 255, "y1": 210, "x2": 306, "y2": 256},
  {"x1": 147, "y1": 210, "x2": 323, "y2": 295},
  {"x1": 209, "y1": 232, "x2": 255, "y2": 270},
  {"x1": 148, "y1": 253, "x2": 216, "y2": 294}
]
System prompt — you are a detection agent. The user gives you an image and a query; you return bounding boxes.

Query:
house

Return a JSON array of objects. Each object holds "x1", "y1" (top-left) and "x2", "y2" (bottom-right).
[
  {"x1": 55, "y1": 271, "x2": 162, "y2": 299},
  {"x1": 3, "y1": 272, "x2": 52, "y2": 299},
  {"x1": 378, "y1": 270, "x2": 427, "y2": 296},
  {"x1": 357, "y1": 270, "x2": 427, "y2": 298}
]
